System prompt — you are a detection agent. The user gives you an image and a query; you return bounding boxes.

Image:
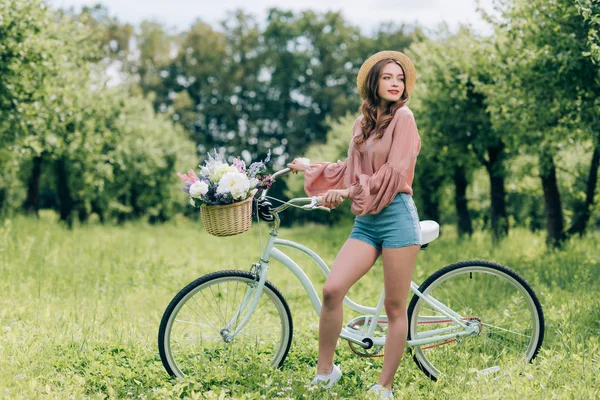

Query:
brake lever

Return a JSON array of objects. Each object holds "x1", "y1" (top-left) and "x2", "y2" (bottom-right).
[{"x1": 300, "y1": 197, "x2": 330, "y2": 212}]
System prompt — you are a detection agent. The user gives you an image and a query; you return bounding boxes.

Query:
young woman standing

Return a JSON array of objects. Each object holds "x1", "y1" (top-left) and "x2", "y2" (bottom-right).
[{"x1": 288, "y1": 51, "x2": 422, "y2": 399}]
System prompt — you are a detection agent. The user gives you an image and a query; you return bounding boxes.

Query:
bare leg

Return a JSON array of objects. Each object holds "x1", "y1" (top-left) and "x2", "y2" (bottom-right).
[
  {"x1": 316, "y1": 239, "x2": 380, "y2": 374},
  {"x1": 377, "y1": 245, "x2": 420, "y2": 389}
]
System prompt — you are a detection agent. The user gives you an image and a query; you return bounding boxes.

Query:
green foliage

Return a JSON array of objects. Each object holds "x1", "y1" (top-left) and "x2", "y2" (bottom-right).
[
  {"x1": 58, "y1": 89, "x2": 197, "y2": 223},
  {"x1": 0, "y1": 0, "x2": 196, "y2": 223},
  {"x1": 0, "y1": 216, "x2": 598, "y2": 398},
  {"x1": 480, "y1": 0, "x2": 600, "y2": 245},
  {"x1": 576, "y1": 0, "x2": 600, "y2": 63},
  {"x1": 0, "y1": 0, "x2": 96, "y2": 213},
  {"x1": 2, "y1": 0, "x2": 599, "y2": 238},
  {"x1": 409, "y1": 27, "x2": 500, "y2": 167},
  {"x1": 124, "y1": 8, "x2": 422, "y2": 166},
  {"x1": 413, "y1": 26, "x2": 521, "y2": 239},
  {"x1": 485, "y1": 0, "x2": 599, "y2": 149}
]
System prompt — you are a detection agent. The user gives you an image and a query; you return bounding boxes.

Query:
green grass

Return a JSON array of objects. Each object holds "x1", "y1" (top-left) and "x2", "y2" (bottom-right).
[{"x1": 1, "y1": 212, "x2": 599, "y2": 399}]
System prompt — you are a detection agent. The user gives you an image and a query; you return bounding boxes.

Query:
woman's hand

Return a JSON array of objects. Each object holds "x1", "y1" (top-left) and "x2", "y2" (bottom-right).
[
  {"x1": 320, "y1": 189, "x2": 349, "y2": 209},
  {"x1": 287, "y1": 157, "x2": 311, "y2": 174}
]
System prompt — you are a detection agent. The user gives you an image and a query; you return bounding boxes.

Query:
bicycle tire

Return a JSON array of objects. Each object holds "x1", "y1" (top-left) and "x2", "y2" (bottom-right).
[
  {"x1": 158, "y1": 270, "x2": 293, "y2": 378},
  {"x1": 407, "y1": 260, "x2": 544, "y2": 381}
]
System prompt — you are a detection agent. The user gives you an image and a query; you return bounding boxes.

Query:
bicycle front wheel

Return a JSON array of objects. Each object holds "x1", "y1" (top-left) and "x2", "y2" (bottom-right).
[
  {"x1": 407, "y1": 260, "x2": 544, "y2": 381},
  {"x1": 158, "y1": 270, "x2": 293, "y2": 378}
]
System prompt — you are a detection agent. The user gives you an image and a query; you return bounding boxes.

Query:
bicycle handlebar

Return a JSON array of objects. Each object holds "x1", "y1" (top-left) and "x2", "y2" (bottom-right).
[
  {"x1": 272, "y1": 196, "x2": 330, "y2": 214},
  {"x1": 260, "y1": 168, "x2": 290, "y2": 200},
  {"x1": 261, "y1": 167, "x2": 330, "y2": 214},
  {"x1": 270, "y1": 167, "x2": 292, "y2": 181}
]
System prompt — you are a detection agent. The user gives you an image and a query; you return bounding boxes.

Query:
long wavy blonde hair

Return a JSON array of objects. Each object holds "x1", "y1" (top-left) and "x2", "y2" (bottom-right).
[{"x1": 355, "y1": 59, "x2": 409, "y2": 146}]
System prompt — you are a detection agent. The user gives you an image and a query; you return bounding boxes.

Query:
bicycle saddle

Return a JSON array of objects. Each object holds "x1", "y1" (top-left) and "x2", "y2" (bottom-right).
[{"x1": 420, "y1": 220, "x2": 440, "y2": 247}]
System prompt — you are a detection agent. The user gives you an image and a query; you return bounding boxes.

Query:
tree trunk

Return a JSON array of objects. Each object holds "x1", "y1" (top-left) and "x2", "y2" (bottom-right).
[
  {"x1": 23, "y1": 154, "x2": 43, "y2": 216},
  {"x1": 539, "y1": 152, "x2": 565, "y2": 248},
  {"x1": 91, "y1": 200, "x2": 105, "y2": 223},
  {"x1": 420, "y1": 189, "x2": 441, "y2": 224},
  {"x1": 77, "y1": 203, "x2": 89, "y2": 223},
  {"x1": 131, "y1": 185, "x2": 141, "y2": 217},
  {"x1": 567, "y1": 131, "x2": 600, "y2": 237},
  {"x1": 485, "y1": 143, "x2": 509, "y2": 241},
  {"x1": 415, "y1": 155, "x2": 443, "y2": 223},
  {"x1": 454, "y1": 165, "x2": 472, "y2": 237},
  {"x1": 55, "y1": 158, "x2": 74, "y2": 228},
  {"x1": 0, "y1": 188, "x2": 6, "y2": 214}
]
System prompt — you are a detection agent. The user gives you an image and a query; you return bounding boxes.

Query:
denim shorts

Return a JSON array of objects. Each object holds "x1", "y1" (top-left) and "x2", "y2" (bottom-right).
[{"x1": 349, "y1": 193, "x2": 422, "y2": 250}]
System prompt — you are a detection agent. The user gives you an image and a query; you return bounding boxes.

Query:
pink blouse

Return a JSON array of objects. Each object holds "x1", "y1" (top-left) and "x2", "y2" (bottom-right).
[{"x1": 303, "y1": 106, "x2": 421, "y2": 216}]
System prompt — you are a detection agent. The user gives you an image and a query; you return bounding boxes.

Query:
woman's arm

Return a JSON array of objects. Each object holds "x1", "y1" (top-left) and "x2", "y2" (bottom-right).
[
  {"x1": 292, "y1": 116, "x2": 360, "y2": 197},
  {"x1": 303, "y1": 159, "x2": 348, "y2": 197}
]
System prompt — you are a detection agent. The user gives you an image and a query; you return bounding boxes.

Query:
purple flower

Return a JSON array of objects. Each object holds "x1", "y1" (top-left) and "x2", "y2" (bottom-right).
[
  {"x1": 257, "y1": 174, "x2": 273, "y2": 190},
  {"x1": 232, "y1": 157, "x2": 246, "y2": 173},
  {"x1": 248, "y1": 150, "x2": 271, "y2": 178}
]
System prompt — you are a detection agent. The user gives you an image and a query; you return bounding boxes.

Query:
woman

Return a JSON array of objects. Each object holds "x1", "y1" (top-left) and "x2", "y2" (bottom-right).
[{"x1": 287, "y1": 51, "x2": 421, "y2": 400}]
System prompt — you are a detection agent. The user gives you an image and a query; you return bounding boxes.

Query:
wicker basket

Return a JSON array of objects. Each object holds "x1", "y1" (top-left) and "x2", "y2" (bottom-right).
[{"x1": 200, "y1": 195, "x2": 254, "y2": 237}]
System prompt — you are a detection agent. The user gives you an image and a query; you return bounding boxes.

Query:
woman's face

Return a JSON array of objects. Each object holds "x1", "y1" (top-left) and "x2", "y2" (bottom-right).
[{"x1": 377, "y1": 62, "x2": 405, "y2": 105}]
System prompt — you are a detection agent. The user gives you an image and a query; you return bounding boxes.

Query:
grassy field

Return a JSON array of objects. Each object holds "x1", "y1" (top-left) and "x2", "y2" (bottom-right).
[{"x1": 1, "y1": 212, "x2": 599, "y2": 399}]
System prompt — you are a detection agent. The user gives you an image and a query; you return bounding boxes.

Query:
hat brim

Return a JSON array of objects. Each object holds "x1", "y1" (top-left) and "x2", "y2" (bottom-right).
[{"x1": 356, "y1": 51, "x2": 416, "y2": 100}]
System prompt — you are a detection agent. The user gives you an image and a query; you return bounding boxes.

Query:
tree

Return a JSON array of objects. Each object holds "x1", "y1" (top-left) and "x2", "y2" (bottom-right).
[
  {"x1": 0, "y1": 0, "x2": 197, "y2": 224},
  {"x1": 486, "y1": 0, "x2": 600, "y2": 246},
  {"x1": 0, "y1": 0, "x2": 101, "y2": 216},
  {"x1": 409, "y1": 28, "x2": 510, "y2": 239},
  {"x1": 128, "y1": 9, "x2": 421, "y2": 167}
]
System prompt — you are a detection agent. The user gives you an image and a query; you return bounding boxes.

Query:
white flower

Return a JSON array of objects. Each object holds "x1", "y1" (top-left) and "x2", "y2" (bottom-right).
[
  {"x1": 210, "y1": 163, "x2": 239, "y2": 182},
  {"x1": 217, "y1": 172, "x2": 250, "y2": 200},
  {"x1": 200, "y1": 165, "x2": 211, "y2": 177},
  {"x1": 189, "y1": 181, "x2": 209, "y2": 198},
  {"x1": 249, "y1": 178, "x2": 259, "y2": 188}
]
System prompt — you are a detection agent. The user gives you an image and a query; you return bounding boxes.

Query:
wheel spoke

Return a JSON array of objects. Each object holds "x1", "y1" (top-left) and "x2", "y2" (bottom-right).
[
  {"x1": 485, "y1": 308, "x2": 531, "y2": 325},
  {"x1": 208, "y1": 285, "x2": 229, "y2": 324},
  {"x1": 173, "y1": 319, "x2": 216, "y2": 329},
  {"x1": 482, "y1": 323, "x2": 532, "y2": 339},
  {"x1": 159, "y1": 272, "x2": 292, "y2": 378},
  {"x1": 408, "y1": 263, "x2": 543, "y2": 381},
  {"x1": 184, "y1": 301, "x2": 220, "y2": 332}
]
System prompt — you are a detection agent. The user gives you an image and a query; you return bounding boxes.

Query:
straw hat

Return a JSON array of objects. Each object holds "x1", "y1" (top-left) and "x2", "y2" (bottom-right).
[{"x1": 356, "y1": 51, "x2": 416, "y2": 100}]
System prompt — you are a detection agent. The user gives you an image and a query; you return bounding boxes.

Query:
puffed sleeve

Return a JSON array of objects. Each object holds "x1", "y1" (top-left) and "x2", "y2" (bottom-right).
[
  {"x1": 348, "y1": 109, "x2": 421, "y2": 216},
  {"x1": 303, "y1": 116, "x2": 362, "y2": 196},
  {"x1": 304, "y1": 159, "x2": 347, "y2": 196}
]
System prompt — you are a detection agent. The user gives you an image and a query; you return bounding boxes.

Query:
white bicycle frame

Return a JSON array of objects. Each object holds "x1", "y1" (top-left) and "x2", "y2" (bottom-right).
[{"x1": 226, "y1": 204, "x2": 479, "y2": 350}]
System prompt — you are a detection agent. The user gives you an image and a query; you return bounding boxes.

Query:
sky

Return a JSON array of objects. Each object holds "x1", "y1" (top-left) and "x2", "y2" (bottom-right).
[{"x1": 49, "y1": 0, "x2": 496, "y2": 35}]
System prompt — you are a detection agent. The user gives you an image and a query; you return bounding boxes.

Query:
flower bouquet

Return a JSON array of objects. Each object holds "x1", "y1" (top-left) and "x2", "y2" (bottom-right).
[{"x1": 178, "y1": 150, "x2": 273, "y2": 237}]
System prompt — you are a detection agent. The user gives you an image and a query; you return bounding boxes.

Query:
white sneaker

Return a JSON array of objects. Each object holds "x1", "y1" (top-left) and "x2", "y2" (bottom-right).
[
  {"x1": 310, "y1": 364, "x2": 342, "y2": 389},
  {"x1": 368, "y1": 384, "x2": 394, "y2": 399}
]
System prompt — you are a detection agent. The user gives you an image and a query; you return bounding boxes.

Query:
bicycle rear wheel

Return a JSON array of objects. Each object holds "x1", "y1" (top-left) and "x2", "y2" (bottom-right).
[
  {"x1": 407, "y1": 260, "x2": 544, "y2": 381},
  {"x1": 158, "y1": 270, "x2": 293, "y2": 378}
]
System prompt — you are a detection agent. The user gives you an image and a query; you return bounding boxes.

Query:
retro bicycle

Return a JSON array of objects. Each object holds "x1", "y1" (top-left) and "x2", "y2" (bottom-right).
[{"x1": 158, "y1": 168, "x2": 544, "y2": 381}]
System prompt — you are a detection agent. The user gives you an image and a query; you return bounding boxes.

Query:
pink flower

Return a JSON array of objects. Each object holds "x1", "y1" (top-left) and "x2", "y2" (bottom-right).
[{"x1": 177, "y1": 169, "x2": 198, "y2": 183}]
